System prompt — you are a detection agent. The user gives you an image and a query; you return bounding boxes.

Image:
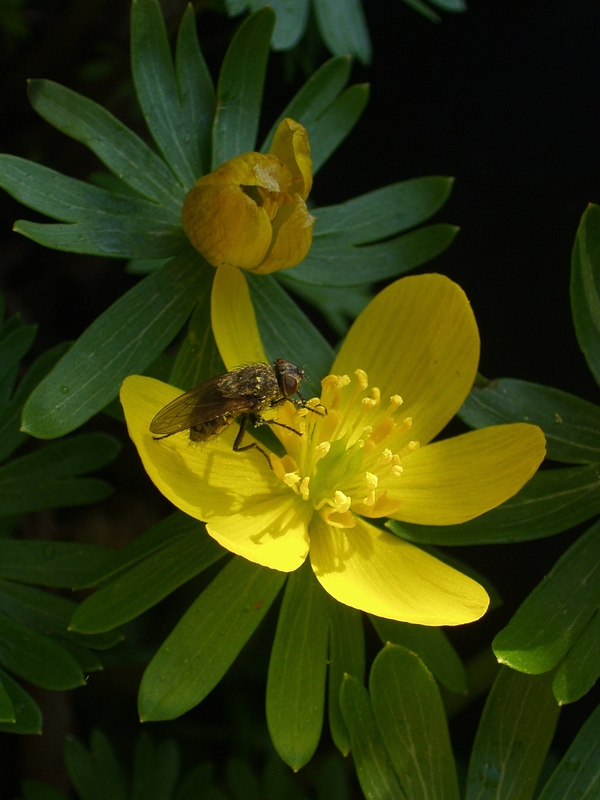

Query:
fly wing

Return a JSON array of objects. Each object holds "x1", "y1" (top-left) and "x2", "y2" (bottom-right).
[{"x1": 149, "y1": 377, "x2": 255, "y2": 435}]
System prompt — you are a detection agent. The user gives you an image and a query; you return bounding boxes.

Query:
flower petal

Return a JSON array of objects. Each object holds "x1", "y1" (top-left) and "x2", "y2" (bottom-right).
[
  {"x1": 250, "y1": 195, "x2": 315, "y2": 274},
  {"x1": 182, "y1": 183, "x2": 272, "y2": 269},
  {"x1": 384, "y1": 423, "x2": 546, "y2": 525},
  {"x1": 211, "y1": 265, "x2": 267, "y2": 369},
  {"x1": 309, "y1": 514, "x2": 489, "y2": 625},
  {"x1": 269, "y1": 118, "x2": 313, "y2": 199},
  {"x1": 332, "y1": 274, "x2": 480, "y2": 446},
  {"x1": 121, "y1": 374, "x2": 309, "y2": 570}
]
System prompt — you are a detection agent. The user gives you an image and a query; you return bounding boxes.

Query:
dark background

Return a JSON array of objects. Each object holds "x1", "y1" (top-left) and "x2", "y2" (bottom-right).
[{"x1": 0, "y1": 0, "x2": 599, "y2": 795}]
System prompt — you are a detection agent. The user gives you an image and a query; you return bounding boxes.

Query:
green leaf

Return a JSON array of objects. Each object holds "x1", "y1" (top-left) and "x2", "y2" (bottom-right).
[
  {"x1": 21, "y1": 249, "x2": 205, "y2": 438},
  {"x1": 64, "y1": 730, "x2": 129, "y2": 800},
  {"x1": 14, "y1": 216, "x2": 186, "y2": 260},
  {"x1": 169, "y1": 268, "x2": 225, "y2": 391},
  {"x1": 0, "y1": 539, "x2": 117, "y2": 588},
  {"x1": 401, "y1": 0, "x2": 440, "y2": 22},
  {"x1": 131, "y1": 0, "x2": 208, "y2": 189},
  {"x1": 0, "y1": 615, "x2": 84, "y2": 689},
  {"x1": 339, "y1": 674, "x2": 404, "y2": 800},
  {"x1": 571, "y1": 204, "x2": 600, "y2": 387},
  {"x1": 266, "y1": 561, "x2": 331, "y2": 770},
  {"x1": 370, "y1": 644, "x2": 459, "y2": 800},
  {"x1": 493, "y1": 518, "x2": 600, "y2": 673},
  {"x1": 0, "y1": 667, "x2": 42, "y2": 734},
  {"x1": 132, "y1": 733, "x2": 179, "y2": 800},
  {"x1": 290, "y1": 224, "x2": 457, "y2": 287},
  {"x1": 268, "y1": 0, "x2": 310, "y2": 50},
  {"x1": 465, "y1": 668, "x2": 559, "y2": 800},
  {"x1": 27, "y1": 79, "x2": 185, "y2": 213},
  {"x1": 369, "y1": 616, "x2": 467, "y2": 695},
  {"x1": 246, "y1": 273, "x2": 334, "y2": 393},
  {"x1": 70, "y1": 526, "x2": 225, "y2": 634},
  {"x1": 0, "y1": 433, "x2": 119, "y2": 516},
  {"x1": 553, "y1": 610, "x2": 600, "y2": 705},
  {"x1": 327, "y1": 601, "x2": 365, "y2": 755},
  {"x1": 537, "y1": 699, "x2": 600, "y2": 800},
  {"x1": 138, "y1": 557, "x2": 285, "y2": 720},
  {"x1": 309, "y1": 83, "x2": 369, "y2": 175},
  {"x1": 313, "y1": 0, "x2": 372, "y2": 64},
  {"x1": 460, "y1": 378, "x2": 600, "y2": 463},
  {"x1": 309, "y1": 177, "x2": 455, "y2": 243},
  {"x1": 0, "y1": 342, "x2": 69, "y2": 463},
  {"x1": 0, "y1": 671, "x2": 15, "y2": 722},
  {"x1": 260, "y1": 56, "x2": 351, "y2": 153},
  {"x1": 388, "y1": 465, "x2": 600, "y2": 544},
  {"x1": 211, "y1": 8, "x2": 275, "y2": 168},
  {"x1": 0, "y1": 322, "x2": 36, "y2": 395},
  {"x1": 278, "y1": 276, "x2": 371, "y2": 337}
]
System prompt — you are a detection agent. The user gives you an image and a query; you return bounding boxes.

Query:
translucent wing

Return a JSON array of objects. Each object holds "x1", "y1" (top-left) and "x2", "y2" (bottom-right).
[{"x1": 149, "y1": 376, "x2": 255, "y2": 436}]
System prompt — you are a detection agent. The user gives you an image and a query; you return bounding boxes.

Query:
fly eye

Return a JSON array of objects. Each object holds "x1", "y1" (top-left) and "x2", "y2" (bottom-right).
[{"x1": 282, "y1": 373, "x2": 299, "y2": 397}]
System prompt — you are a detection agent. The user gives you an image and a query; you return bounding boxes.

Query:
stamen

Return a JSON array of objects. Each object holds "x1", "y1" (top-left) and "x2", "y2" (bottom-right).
[
  {"x1": 315, "y1": 441, "x2": 331, "y2": 459},
  {"x1": 299, "y1": 476, "x2": 310, "y2": 500},
  {"x1": 283, "y1": 472, "x2": 300, "y2": 488},
  {"x1": 355, "y1": 369, "x2": 368, "y2": 390}
]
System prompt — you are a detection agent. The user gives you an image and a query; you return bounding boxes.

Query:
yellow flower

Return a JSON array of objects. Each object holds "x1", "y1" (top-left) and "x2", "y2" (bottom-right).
[
  {"x1": 182, "y1": 119, "x2": 315, "y2": 274},
  {"x1": 121, "y1": 267, "x2": 546, "y2": 625}
]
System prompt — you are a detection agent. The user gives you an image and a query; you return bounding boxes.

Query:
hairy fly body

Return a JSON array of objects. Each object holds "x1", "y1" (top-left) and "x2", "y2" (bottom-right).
[{"x1": 149, "y1": 359, "x2": 325, "y2": 463}]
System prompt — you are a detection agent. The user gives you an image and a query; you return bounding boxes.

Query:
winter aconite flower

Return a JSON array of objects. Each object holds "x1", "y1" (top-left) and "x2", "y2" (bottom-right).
[
  {"x1": 182, "y1": 119, "x2": 315, "y2": 273},
  {"x1": 121, "y1": 268, "x2": 546, "y2": 625}
]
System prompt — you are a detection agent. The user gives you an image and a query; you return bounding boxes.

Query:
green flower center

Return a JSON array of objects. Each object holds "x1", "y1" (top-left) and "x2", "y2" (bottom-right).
[{"x1": 271, "y1": 369, "x2": 419, "y2": 527}]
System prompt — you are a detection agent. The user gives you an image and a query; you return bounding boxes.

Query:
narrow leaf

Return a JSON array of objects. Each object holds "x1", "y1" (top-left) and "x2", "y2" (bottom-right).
[
  {"x1": 309, "y1": 83, "x2": 369, "y2": 175},
  {"x1": 0, "y1": 539, "x2": 117, "y2": 588},
  {"x1": 370, "y1": 616, "x2": 467, "y2": 695},
  {"x1": 537, "y1": 700, "x2": 600, "y2": 800},
  {"x1": 0, "y1": 668, "x2": 42, "y2": 734},
  {"x1": 138, "y1": 557, "x2": 285, "y2": 720},
  {"x1": 552, "y1": 610, "x2": 600, "y2": 705},
  {"x1": 313, "y1": 0, "x2": 372, "y2": 64},
  {"x1": 370, "y1": 644, "x2": 459, "y2": 800},
  {"x1": 70, "y1": 527, "x2": 225, "y2": 633},
  {"x1": 268, "y1": 0, "x2": 309, "y2": 50},
  {"x1": 27, "y1": 79, "x2": 184, "y2": 213},
  {"x1": 460, "y1": 378, "x2": 600, "y2": 464},
  {"x1": 339, "y1": 674, "x2": 404, "y2": 800},
  {"x1": 466, "y1": 668, "x2": 559, "y2": 800},
  {"x1": 389, "y1": 465, "x2": 600, "y2": 545},
  {"x1": 0, "y1": 673, "x2": 15, "y2": 722},
  {"x1": 493, "y1": 518, "x2": 600, "y2": 673},
  {"x1": 328, "y1": 602, "x2": 365, "y2": 755},
  {"x1": 266, "y1": 561, "x2": 330, "y2": 770},
  {"x1": 21, "y1": 249, "x2": 205, "y2": 438},
  {"x1": 64, "y1": 731, "x2": 128, "y2": 800},
  {"x1": 132, "y1": 733, "x2": 179, "y2": 800},
  {"x1": 212, "y1": 9, "x2": 275, "y2": 168},
  {"x1": 571, "y1": 204, "x2": 600, "y2": 387}
]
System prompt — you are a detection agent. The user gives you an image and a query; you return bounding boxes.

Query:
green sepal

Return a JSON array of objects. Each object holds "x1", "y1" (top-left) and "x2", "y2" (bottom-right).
[
  {"x1": 211, "y1": 8, "x2": 275, "y2": 168},
  {"x1": 64, "y1": 730, "x2": 129, "y2": 800},
  {"x1": 309, "y1": 83, "x2": 369, "y2": 175},
  {"x1": 571, "y1": 204, "x2": 600, "y2": 387},
  {"x1": 70, "y1": 523, "x2": 225, "y2": 634},
  {"x1": 552, "y1": 610, "x2": 600, "y2": 704},
  {"x1": 313, "y1": 0, "x2": 372, "y2": 65},
  {"x1": 460, "y1": 377, "x2": 600, "y2": 463},
  {"x1": 246, "y1": 272, "x2": 334, "y2": 394},
  {"x1": 327, "y1": 601, "x2": 365, "y2": 755},
  {"x1": 0, "y1": 667, "x2": 42, "y2": 734},
  {"x1": 388, "y1": 465, "x2": 600, "y2": 544},
  {"x1": 0, "y1": 433, "x2": 119, "y2": 516},
  {"x1": 339, "y1": 673, "x2": 404, "y2": 799},
  {"x1": 27, "y1": 79, "x2": 185, "y2": 213},
  {"x1": 21, "y1": 249, "x2": 205, "y2": 438},
  {"x1": 290, "y1": 223, "x2": 457, "y2": 287},
  {"x1": 465, "y1": 668, "x2": 559, "y2": 800},
  {"x1": 369, "y1": 616, "x2": 467, "y2": 695},
  {"x1": 493, "y1": 518, "x2": 600, "y2": 674},
  {"x1": 537, "y1": 699, "x2": 600, "y2": 800},
  {"x1": 266, "y1": 560, "x2": 331, "y2": 770},
  {"x1": 131, "y1": 0, "x2": 213, "y2": 189},
  {"x1": 260, "y1": 56, "x2": 351, "y2": 152},
  {"x1": 370, "y1": 644, "x2": 459, "y2": 800},
  {"x1": 138, "y1": 557, "x2": 285, "y2": 720}
]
